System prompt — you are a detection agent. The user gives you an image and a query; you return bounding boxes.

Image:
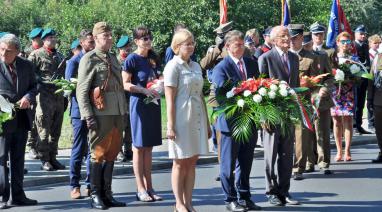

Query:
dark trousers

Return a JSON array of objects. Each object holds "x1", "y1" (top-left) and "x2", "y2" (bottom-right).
[
  {"x1": 354, "y1": 79, "x2": 368, "y2": 128},
  {"x1": 0, "y1": 129, "x2": 28, "y2": 202},
  {"x1": 69, "y1": 118, "x2": 90, "y2": 189},
  {"x1": 219, "y1": 131, "x2": 256, "y2": 202},
  {"x1": 263, "y1": 127, "x2": 294, "y2": 197},
  {"x1": 374, "y1": 106, "x2": 382, "y2": 151}
]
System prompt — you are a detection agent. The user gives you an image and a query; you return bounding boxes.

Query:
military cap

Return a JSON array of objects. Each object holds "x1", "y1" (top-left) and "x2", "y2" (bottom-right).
[
  {"x1": 41, "y1": 28, "x2": 56, "y2": 40},
  {"x1": 70, "y1": 39, "x2": 80, "y2": 50},
  {"x1": 213, "y1": 21, "x2": 233, "y2": 34},
  {"x1": 355, "y1": 25, "x2": 367, "y2": 34},
  {"x1": 29, "y1": 27, "x2": 43, "y2": 39},
  {"x1": 93, "y1": 22, "x2": 112, "y2": 36},
  {"x1": 309, "y1": 22, "x2": 326, "y2": 34},
  {"x1": 263, "y1": 26, "x2": 273, "y2": 36},
  {"x1": 0, "y1": 32, "x2": 10, "y2": 38},
  {"x1": 116, "y1": 35, "x2": 130, "y2": 48},
  {"x1": 288, "y1": 24, "x2": 304, "y2": 38},
  {"x1": 302, "y1": 32, "x2": 312, "y2": 46},
  {"x1": 244, "y1": 35, "x2": 254, "y2": 45}
]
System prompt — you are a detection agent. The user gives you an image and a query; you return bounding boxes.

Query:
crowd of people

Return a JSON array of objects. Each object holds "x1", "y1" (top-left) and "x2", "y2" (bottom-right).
[{"x1": 0, "y1": 19, "x2": 381, "y2": 212}]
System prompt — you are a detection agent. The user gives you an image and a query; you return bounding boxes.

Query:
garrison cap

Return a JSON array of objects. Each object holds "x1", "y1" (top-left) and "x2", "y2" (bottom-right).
[
  {"x1": 310, "y1": 22, "x2": 326, "y2": 34},
  {"x1": 41, "y1": 28, "x2": 56, "y2": 40},
  {"x1": 93, "y1": 22, "x2": 112, "y2": 36},
  {"x1": 213, "y1": 21, "x2": 233, "y2": 34},
  {"x1": 354, "y1": 25, "x2": 367, "y2": 34},
  {"x1": 29, "y1": 27, "x2": 43, "y2": 39},
  {"x1": 263, "y1": 26, "x2": 273, "y2": 36},
  {"x1": 70, "y1": 39, "x2": 80, "y2": 50},
  {"x1": 302, "y1": 32, "x2": 312, "y2": 46},
  {"x1": 116, "y1": 35, "x2": 130, "y2": 48},
  {"x1": 244, "y1": 35, "x2": 254, "y2": 45},
  {"x1": 0, "y1": 32, "x2": 10, "y2": 38},
  {"x1": 288, "y1": 24, "x2": 304, "y2": 38}
]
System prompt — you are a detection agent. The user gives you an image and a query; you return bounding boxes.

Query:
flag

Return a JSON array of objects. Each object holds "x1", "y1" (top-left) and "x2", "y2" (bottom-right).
[
  {"x1": 219, "y1": 0, "x2": 227, "y2": 24},
  {"x1": 326, "y1": 0, "x2": 353, "y2": 48},
  {"x1": 281, "y1": 0, "x2": 291, "y2": 26}
]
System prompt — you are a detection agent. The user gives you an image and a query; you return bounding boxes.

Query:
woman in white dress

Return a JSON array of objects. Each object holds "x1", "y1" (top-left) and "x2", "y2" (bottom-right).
[{"x1": 164, "y1": 29, "x2": 211, "y2": 212}]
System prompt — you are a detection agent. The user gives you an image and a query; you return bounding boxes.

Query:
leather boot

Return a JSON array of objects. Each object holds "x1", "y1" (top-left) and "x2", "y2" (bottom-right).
[
  {"x1": 102, "y1": 161, "x2": 126, "y2": 207},
  {"x1": 90, "y1": 162, "x2": 108, "y2": 210}
]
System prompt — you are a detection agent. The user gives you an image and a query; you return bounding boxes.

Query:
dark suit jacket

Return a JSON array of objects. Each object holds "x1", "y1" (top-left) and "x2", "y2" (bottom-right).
[
  {"x1": 65, "y1": 51, "x2": 84, "y2": 118},
  {"x1": 355, "y1": 41, "x2": 371, "y2": 68},
  {"x1": 212, "y1": 56, "x2": 259, "y2": 133},
  {"x1": 258, "y1": 48, "x2": 300, "y2": 88},
  {"x1": 0, "y1": 57, "x2": 38, "y2": 133}
]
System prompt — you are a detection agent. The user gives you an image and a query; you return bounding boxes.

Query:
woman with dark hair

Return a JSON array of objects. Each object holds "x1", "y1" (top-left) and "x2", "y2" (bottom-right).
[{"x1": 122, "y1": 26, "x2": 163, "y2": 202}]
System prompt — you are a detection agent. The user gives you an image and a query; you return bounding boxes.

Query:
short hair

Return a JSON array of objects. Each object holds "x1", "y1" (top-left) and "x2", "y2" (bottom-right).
[
  {"x1": 133, "y1": 26, "x2": 152, "y2": 39},
  {"x1": 79, "y1": 29, "x2": 92, "y2": 41},
  {"x1": 0, "y1": 34, "x2": 21, "y2": 51},
  {"x1": 245, "y1": 28, "x2": 259, "y2": 38},
  {"x1": 224, "y1": 30, "x2": 244, "y2": 45},
  {"x1": 171, "y1": 29, "x2": 194, "y2": 55},
  {"x1": 369, "y1": 34, "x2": 381, "y2": 44},
  {"x1": 173, "y1": 23, "x2": 187, "y2": 33},
  {"x1": 270, "y1": 25, "x2": 288, "y2": 41},
  {"x1": 336, "y1": 31, "x2": 352, "y2": 42}
]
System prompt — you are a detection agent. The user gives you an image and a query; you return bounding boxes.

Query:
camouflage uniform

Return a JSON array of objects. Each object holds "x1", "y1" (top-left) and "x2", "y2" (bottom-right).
[{"x1": 28, "y1": 47, "x2": 66, "y2": 163}]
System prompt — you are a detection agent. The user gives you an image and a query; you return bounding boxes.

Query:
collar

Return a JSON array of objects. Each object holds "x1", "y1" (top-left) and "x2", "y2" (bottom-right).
[
  {"x1": 313, "y1": 43, "x2": 323, "y2": 51},
  {"x1": 228, "y1": 53, "x2": 243, "y2": 65},
  {"x1": 264, "y1": 43, "x2": 272, "y2": 49},
  {"x1": 95, "y1": 48, "x2": 108, "y2": 58},
  {"x1": 275, "y1": 46, "x2": 287, "y2": 56},
  {"x1": 290, "y1": 48, "x2": 302, "y2": 55},
  {"x1": 370, "y1": 48, "x2": 378, "y2": 55},
  {"x1": 44, "y1": 47, "x2": 56, "y2": 55}
]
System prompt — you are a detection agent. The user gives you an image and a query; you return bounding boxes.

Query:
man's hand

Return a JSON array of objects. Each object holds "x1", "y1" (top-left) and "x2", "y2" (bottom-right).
[
  {"x1": 19, "y1": 97, "x2": 31, "y2": 109},
  {"x1": 86, "y1": 116, "x2": 98, "y2": 131}
]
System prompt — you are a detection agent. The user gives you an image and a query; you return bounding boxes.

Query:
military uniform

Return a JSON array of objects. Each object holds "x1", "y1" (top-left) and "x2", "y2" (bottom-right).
[{"x1": 76, "y1": 22, "x2": 127, "y2": 209}]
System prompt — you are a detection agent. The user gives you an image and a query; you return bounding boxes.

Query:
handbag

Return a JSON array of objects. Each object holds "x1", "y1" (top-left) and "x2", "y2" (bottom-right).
[{"x1": 89, "y1": 56, "x2": 112, "y2": 110}]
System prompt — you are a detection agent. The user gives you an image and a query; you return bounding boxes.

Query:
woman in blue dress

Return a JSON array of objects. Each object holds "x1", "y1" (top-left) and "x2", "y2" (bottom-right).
[{"x1": 122, "y1": 26, "x2": 162, "y2": 202}]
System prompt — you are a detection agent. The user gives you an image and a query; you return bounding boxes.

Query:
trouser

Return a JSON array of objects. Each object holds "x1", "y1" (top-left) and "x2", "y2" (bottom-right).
[
  {"x1": 263, "y1": 127, "x2": 294, "y2": 197},
  {"x1": 26, "y1": 103, "x2": 39, "y2": 151},
  {"x1": 354, "y1": 78, "x2": 368, "y2": 128},
  {"x1": 368, "y1": 100, "x2": 375, "y2": 128},
  {"x1": 35, "y1": 89, "x2": 65, "y2": 162},
  {"x1": 0, "y1": 129, "x2": 28, "y2": 202},
  {"x1": 293, "y1": 124, "x2": 315, "y2": 174},
  {"x1": 219, "y1": 131, "x2": 256, "y2": 202},
  {"x1": 374, "y1": 106, "x2": 382, "y2": 152},
  {"x1": 69, "y1": 118, "x2": 90, "y2": 189}
]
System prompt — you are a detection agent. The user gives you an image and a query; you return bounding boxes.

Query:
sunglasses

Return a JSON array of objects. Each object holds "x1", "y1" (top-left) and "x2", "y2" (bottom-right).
[
  {"x1": 340, "y1": 39, "x2": 351, "y2": 45},
  {"x1": 140, "y1": 36, "x2": 153, "y2": 41}
]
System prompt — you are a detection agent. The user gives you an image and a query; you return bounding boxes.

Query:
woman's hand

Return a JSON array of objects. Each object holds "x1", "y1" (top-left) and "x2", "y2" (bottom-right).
[
  {"x1": 142, "y1": 88, "x2": 157, "y2": 98},
  {"x1": 167, "y1": 128, "x2": 176, "y2": 140}
]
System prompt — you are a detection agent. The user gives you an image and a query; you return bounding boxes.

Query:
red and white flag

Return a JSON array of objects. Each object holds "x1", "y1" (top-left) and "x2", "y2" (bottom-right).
[{"x1": 219, "y1": 0, "x2": 227, "y2": 24}]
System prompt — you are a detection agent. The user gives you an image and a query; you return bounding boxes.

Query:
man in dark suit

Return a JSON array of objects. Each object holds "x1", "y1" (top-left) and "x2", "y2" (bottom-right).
[
  {"x1": 212, "y1": 30, "x2": 261, "y2": 211},
  {"x1": 258, "y1": 25, "x2": 300, "y2": 206},
  {"x1": 0, "y1": 34, "x2": 38, "y2": 209}
]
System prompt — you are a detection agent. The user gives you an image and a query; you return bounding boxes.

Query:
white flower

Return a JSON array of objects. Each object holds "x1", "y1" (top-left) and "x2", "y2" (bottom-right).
[
  {"x1": 280, "y1": 80, "x2": 288, "y2": 85},
  {"x1": 289, "y1": 89, "x2": 296, "y2": 95},
  {"x1": 252, "y1": 94, "x2": 262, "y2": 103},
  {"x1": 350, "y1": 64, "x2": 360, "y2": 74},
  {"x1": 237, "y1": 99, "x2": 245, "y2": 107},
  {"x1": 279, "y1": 89, "x2": 288, "y2": 97},
  {"x1": 279, "y1": 84, "x2": 288, "y2": 91},
  {"x1": 270, "y1": 84, "x2": 278, "y2": 91},
  {"x1": 268, "y1": 91, "x2": 276, "y2": 99},
  {"x1": 335, "y1": 69, "x2": 345, "y2": 81},
  {"x1": 258, "y1": 87, "x2": 267, "y2": 96},
  {"x1": 243, "y1": 90, "x2": 252, "y2": 97},
  {"x1": 226, "y1": 88, "x2": 235, "y2": 98}
]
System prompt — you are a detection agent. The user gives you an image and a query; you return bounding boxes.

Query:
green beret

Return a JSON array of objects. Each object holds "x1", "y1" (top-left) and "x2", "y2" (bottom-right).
[
  {"x1": 70, "y1": 39, "x2": 80, "y2": 50},
  {"x1": 0, "y1": 32, "x2": 10, "y2": 38},
  {"x1": 29, "y1": 27, "x2": 43, "y2": 39},
  {"x1": 116, "y1": 35, "x2": 130, "y2": 48},
  {"x1": 41, "y1": 28, "x2": 56, "y2": 40}
]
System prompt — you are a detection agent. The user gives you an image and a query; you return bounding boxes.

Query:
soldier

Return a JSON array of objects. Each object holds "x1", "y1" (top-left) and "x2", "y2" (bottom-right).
[
  {"x1": 354, "y1": 25, "x2": 373, "y2": 134},
  {"x1": 254, "y1": 26, "x2": 273, "y2": 59},
  {"x1": 28, "y1": 28, "x2": 66, "y2": 171},
  {"x1": 310, "y1": 22, "x2": 337, "y2": 70},
  {"x1": 70, "y1": 39, "x2": 82, "y2": 56},
  {"x1": 288, "y1": 25, "x2": 319, "y2": 181},
  {"x1": 76, "y1": 22, "x2": 127, "y2": 209},
  {"x1": 24, "y1": 27, "x2": 43, "y2": 58},
  {"x1": 116, "y1": 35, "x2": 133, "y2": 162}
]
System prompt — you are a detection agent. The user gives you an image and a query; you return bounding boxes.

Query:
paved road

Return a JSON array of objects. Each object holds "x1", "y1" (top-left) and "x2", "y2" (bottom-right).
[{"x1": 8, "y1": 144, "x2": 382, "y2": 211}]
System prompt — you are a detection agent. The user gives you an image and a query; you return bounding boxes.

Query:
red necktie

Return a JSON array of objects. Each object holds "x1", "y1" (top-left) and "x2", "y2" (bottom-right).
[
  {"x1": 8, "y1": 64, "x2": 17, "y2": 86},
  {"x1": 238, "y1": 60, "x2": 246, "y2": 80},
  {"x1": 281, "y1": 53, "x2": 289, "y2": 75}
]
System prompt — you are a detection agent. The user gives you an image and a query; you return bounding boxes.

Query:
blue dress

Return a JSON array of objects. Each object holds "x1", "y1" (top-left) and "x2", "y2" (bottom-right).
[{"x1": 123, "y1": 53, "x2": 162, "y2": 147}]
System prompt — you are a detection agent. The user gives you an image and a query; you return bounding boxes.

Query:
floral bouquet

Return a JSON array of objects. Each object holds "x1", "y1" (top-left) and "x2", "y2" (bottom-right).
[
  {"x1": 212, "y1": 78, "x2": 313, "y2": 142},
  {"x1": 0, "y1": 95, "x2": 15, "y2": 134},
  {"x1": 53, "y1": 78, "x2": 78, "y2": 96},
  {"x1": 144, "y1": 79, "x2": 164, "y2": 105}
]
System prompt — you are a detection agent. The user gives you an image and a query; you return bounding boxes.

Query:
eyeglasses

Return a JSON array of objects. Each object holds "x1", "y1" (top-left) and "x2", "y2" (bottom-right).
[
  {"x1": 140, "y1": 36, "x2": 152, "y2": 41},
  {"x1": 340, "y1": 39, "x2": 352, "y2": 45},
  {"x1": 180, "y1": 41, "x2": 196, "y2": 47}
]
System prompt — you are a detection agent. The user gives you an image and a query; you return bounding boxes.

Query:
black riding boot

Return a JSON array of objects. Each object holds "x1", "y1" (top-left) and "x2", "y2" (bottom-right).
[
  {"x1": 90, "y1": 162, "x2": 107, "y2": 210},
  {"x1": 102, "y1": 161, "x2": 126, "y2": 207}
]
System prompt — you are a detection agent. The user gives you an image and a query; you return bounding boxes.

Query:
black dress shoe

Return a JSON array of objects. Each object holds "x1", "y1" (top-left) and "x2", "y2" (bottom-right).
[
  {"x1": 215, "y1": 176, "x2": 221, "y2": 181},
  {"x1": 41, "y1": 161, "x2": 56, "y2": 171},
  {"x1": 279, "y1": 195, "x2": 300, "y2": 205},
  {"x1": 0, "y1": 202, "x2": 9, "y2": 209},
  {"x1": 268, "y1": 194, "x2": 283, "y2": 206},
  {"x1": 226, "y1": 201, "x2": 247, "y2": 211},
  {"x1": 24, "y1": 168, "x2": 28, "y2": 175},
  {"x1": 11, "y1": 197, "x2": 38, "y2": 206},
  {"x1": 356, "y1": 127, "x2": 372, "y2": 134},
  {"x1": 292, "y1": 172, "x2": 304, "y2": 180},
  {"x1": 372, "y1": 152, "x2": 382, "y2": 163},
  {"x1": 50, "y1": 159, "x2": 66, "y2": 170},
  {"x1": 239, "y1": 199, "x2": 261, "y2": 211}
]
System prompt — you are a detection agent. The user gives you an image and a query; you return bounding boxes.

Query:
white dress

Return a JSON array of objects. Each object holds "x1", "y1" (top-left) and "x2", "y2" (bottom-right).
[{"x1": 163, "y1": 56, "x2": 209, "y2": 159}]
